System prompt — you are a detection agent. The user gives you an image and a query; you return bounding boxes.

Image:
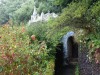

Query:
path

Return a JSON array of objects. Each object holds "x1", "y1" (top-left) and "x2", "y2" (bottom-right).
[
  {"x1": 79, "y1": 47, "x2": 100, "y2": 75},
  {"x1": 54, "y1": 43, "x2": 78, "y2": 75},
  {"x1": 54, "y1": 58, "x2": 78, "y2": 75},
  {"x1": 55, "y1": 65, "x2": 76, "y2": 75}
]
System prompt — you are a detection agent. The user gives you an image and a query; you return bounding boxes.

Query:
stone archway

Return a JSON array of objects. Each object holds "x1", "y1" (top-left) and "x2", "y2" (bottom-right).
[{"x1": 54, "y1": 32, "x2": 78, "y2": 75}]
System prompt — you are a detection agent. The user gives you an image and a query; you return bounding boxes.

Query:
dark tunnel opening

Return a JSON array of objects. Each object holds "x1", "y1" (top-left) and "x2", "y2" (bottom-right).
[
  {"x1": 54, "y1": 36, "x2": 78, "y2": 75},
  {"x1": 67, "y1": 36, "x2": 78, "y2": 59}
]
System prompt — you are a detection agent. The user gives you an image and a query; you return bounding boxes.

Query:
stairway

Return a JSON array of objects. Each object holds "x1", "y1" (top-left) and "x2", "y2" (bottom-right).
[
  {"x1": 54, "y1": 58, "x2": 78, "y2": 75},
  {"x1": 70, "y1": 58, "x2": 78, "y2": 65}
]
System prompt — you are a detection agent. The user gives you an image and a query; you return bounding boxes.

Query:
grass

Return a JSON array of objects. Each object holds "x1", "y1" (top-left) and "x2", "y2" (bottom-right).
[{"x1": 75, "y1": 65, "x2": 79, "y2": 75}]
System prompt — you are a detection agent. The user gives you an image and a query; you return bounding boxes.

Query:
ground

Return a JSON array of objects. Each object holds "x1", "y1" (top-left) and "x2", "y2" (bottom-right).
[{"x1": 79, "y1": 46, "x2": 100, "y2": 75}]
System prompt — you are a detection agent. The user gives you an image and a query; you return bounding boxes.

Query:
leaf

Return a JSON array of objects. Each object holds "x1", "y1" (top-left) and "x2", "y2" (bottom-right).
[{"x1": 0, "y1": 66, "x2": 3, "y2": 72}]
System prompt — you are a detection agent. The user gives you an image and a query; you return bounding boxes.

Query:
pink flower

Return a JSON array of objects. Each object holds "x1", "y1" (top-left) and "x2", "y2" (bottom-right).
[{"x1": 31, "y1": 35, "x2": 36, "y2": 41}]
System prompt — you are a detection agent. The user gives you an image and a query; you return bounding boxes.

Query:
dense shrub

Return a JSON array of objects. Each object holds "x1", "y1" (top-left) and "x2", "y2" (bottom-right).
[
  {"x1": 50, "y1": 0, "x2": 100, "y2": 33},
  {"x1": 26, "y1": 22, "x2": 57, "y2": 57},
  {"x1": 12, "y1": 0, "x2": 34, "y2": 24},
  {"x1": 26, "y1": 22, "x2": 49, "y2": 41},
  {"x1": 0, "y1": 25, "x2": 54, "y2": 75},
  {"x1": 85, "y1": 33, "x2": 100, "y2": 63},
  {"x1": 0, "y1": 0, "x2": 28, "y2": 24},
  {"x1": 26, "y1": 21, "x2": 73, "y2": 53}
]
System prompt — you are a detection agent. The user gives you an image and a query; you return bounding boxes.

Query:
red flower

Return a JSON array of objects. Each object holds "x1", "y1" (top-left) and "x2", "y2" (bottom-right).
[{"x1": 31, "y1": 35, "x2": 36, "y2": 41}]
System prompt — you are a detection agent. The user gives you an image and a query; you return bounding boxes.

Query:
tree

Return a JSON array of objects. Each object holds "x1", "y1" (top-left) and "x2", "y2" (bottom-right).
[{"x1": 0, "y1": 0, "x2": 29, "y2": 24}]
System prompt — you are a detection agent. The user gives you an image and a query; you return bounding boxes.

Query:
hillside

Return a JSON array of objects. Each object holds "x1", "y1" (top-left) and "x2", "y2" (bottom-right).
[{"x1": 0, "y1": 0, "x2": 100, "y2": 75}]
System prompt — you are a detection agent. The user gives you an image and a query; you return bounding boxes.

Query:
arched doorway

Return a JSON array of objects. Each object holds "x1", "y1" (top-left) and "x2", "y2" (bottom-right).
[
  {"x1": 67, "y1": 36, "x2": 78, "y2": 63},
  {"x1": 54, "y1": 32, "x2": 78, "y2": 75}
]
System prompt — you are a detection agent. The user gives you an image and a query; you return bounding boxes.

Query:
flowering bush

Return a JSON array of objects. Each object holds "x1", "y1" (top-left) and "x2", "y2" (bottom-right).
[{"x1": 0, "y1": 25, "x2": 54, "y2": 75}]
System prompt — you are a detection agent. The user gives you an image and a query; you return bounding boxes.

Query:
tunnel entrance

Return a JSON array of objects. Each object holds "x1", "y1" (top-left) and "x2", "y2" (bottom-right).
[
  {"x1": 54, "y1": 36, "x2": 78, "y2": 75},
  {"x1": 67, "y1": 36, "x2": 78, "y2": 60}
]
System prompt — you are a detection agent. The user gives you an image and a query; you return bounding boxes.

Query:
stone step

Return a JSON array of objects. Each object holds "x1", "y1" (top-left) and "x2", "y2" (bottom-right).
[
  {"x1": 69, "y1": 58, "x2": 78, "y2": 65},
  {"x1": 70, "y1": 61, "x2": 78, "y2": 65}
]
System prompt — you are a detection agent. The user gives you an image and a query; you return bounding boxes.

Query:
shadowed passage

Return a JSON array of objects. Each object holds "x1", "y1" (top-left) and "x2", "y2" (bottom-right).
[{"x1": 54, "y1": 31, "x2": 78, "y2": 75}]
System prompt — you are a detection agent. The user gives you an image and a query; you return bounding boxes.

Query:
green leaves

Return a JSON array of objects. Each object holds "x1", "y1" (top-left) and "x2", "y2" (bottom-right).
[
  {"x1": 0, "y1": 0, "x2": 27, "y2": 24},
  {"x1": 0, "y1": 66, "x2": 3, "y2": 72},
  {"x1": 53, "y1": 0, "x2": 64, "y2": 6},
  {"x1": 91, "y1": 1, "x2": 100, "y2": 18},
  {"x1": 85, "y1": 33, "x2": 100, "y2": 62},
  {"x1": 12, "y1": 0, "x2": 34, "y2": 24}
]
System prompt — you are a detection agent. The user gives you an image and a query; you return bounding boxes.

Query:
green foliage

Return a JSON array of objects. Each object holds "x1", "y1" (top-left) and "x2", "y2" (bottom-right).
[
  {"x1": 84, "y1": 32, "x2": 100, "y2": 62},
  {"x1": 87, "y1": 33, "x2": 100, "y2": 50},
  {"x1": 91, "y1": 1, "x2": 100, "y2": 27},
  {"x1": 53, "y1": 0, "x2": 65, "y2": 6},
  {"x1": 13, "y1": 0, "x2": 34, "y2": 24},
  {"x1": 0, "y1": 0, "x2": 100, "y2": 74},
  {"x1": 91, "y1": 1, "x2": 100, "y2": 18},
  {"x1": 53, "y1": 0, "x2": 73, "y2": 11},
  {"x1": 0, "y1": 0, "x2": 74, "y2": 25},
  {"x1": 37, "y1": 2, "x2": 49, "y2": 14},
  {"x1": 59, "y1": 1, "x2": 89, "y2": 24},
  {"x1": 26, "y1": 21, "x2": 73, "y2": 57},
  {"x1": 51, "y1": 0, "x2": 100, "y2": 32},
  {"x1": 26, "y1": 22, "x2": 57, "y2": 57},
  {"x1": 0, "y1": 0, "x2": 26, "y2": 24},
  {"x1": 46, "y1": 1, "x2": 90, "y2": 36},
  {"x1": 26, "y1": 22, "x2": 48, "y2": 41},
  {"x1": 0, "y1": 25, "x2": 54, "y2": 75},
  {"x1": 75, "y1": 65, "x2": 79, "y2": 75}
]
